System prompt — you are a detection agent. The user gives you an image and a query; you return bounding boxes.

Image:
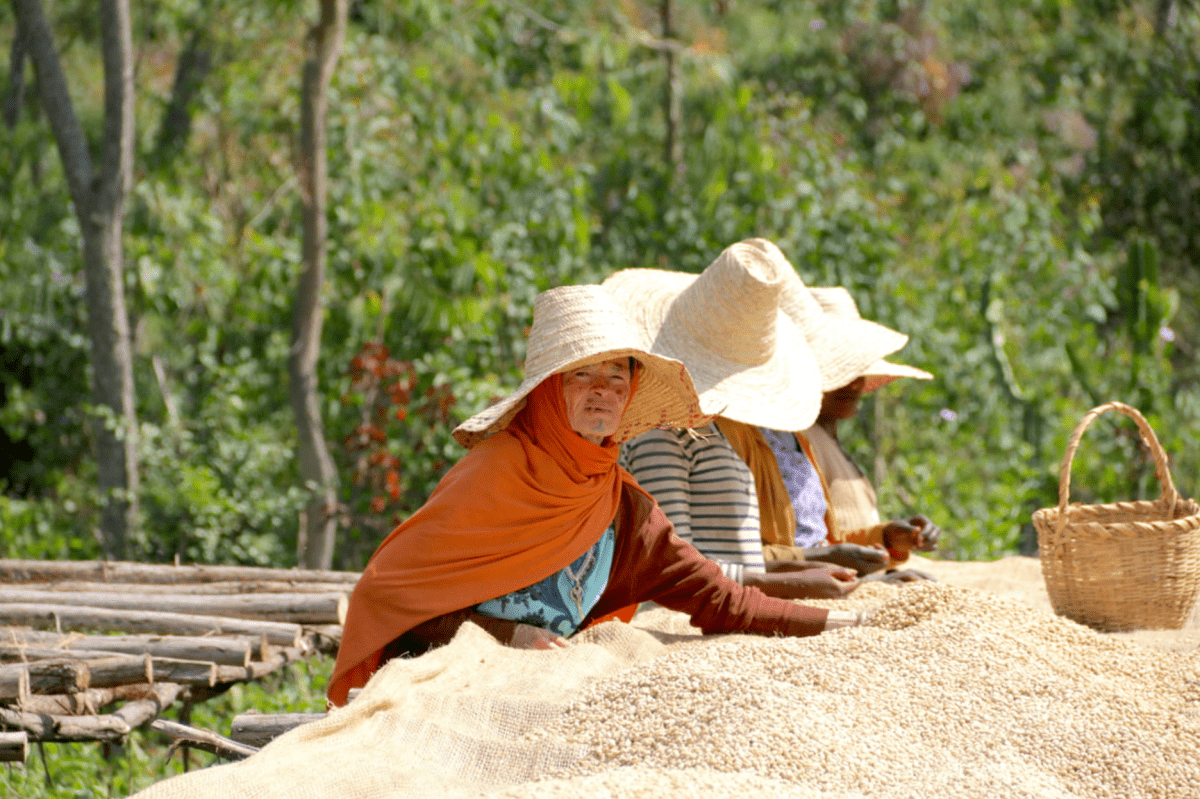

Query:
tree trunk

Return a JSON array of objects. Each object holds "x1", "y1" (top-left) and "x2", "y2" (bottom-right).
[
  {"x1": 3, "y1": 26, "x2": 26, "y2": 129},
  {"x1": 153, "y1": 26, "x2": 212, "y2": 164},
  {"x1": 660, "y1": 0, "x2": 683, "y2": 185},
  {"x1": 290, "y1": 0, "x2": 348, "y2": 570},
  {"x1": 13, "y1": 0, "x2": 139, "y2": 559}
]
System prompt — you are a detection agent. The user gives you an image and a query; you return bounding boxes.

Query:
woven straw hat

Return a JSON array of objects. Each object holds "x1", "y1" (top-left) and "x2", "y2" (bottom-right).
[
  {"x1": 771, "y1": 246, "x2": 908, "y2": 392},
  {"x1": 809, "y1": 286, "x2": 933, "y2": 392},
  {"x1": 452, "y1": 285, "x2": 712, "y2": 449},
  {"x1": 601, "y1": 238, "x2": 822, "y2": 431}
]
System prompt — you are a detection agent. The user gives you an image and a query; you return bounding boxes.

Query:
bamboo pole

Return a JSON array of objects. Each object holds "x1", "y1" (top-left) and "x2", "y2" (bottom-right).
[
  {"x1": 4, "y1": 631, "x2": 253, "y2": 667},
  {"x1": 0, "y1": 588, "x2": 345, "y2": 624},
  {"x1": 0, "y1": 603, "x2": 306, "y2": 647},
  {"x1": 0, "y1": 559, "x2": 359, "y2": 585}
]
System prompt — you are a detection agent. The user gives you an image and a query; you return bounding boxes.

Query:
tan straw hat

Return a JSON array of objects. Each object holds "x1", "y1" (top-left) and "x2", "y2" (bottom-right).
[
  {"x1": 452, "y1": 285, "x2": 712, "y2": 449},
  {"x1": 771, "y1": 243, "x2": 908, "y2": 392},
  {"x1": 601, "y1": 238, "x2": 822, "y2": 431},
  {"x1": 809, "y1": 286, "x2": 933, "y2": 392}
]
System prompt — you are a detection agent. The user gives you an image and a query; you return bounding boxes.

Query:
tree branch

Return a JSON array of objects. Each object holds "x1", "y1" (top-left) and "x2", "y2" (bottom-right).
[{"x1": 11, "y1": 0, "x2": 94, "y2": 210}]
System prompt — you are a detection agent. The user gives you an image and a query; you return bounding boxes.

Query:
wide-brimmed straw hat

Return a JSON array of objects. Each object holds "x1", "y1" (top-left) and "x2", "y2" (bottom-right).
[
  {"x1": 770, "y1": 244, "x2": 908, "y2": 392},
  {"x1": 809, "y1": 286, "x2": 933, "y2": 393},
  {"x1": 452, "y1": 285, "x2": 712, "y2": 449},
  {"x1": 601, "y1": 239, "x2": 822, "y2": 431}
]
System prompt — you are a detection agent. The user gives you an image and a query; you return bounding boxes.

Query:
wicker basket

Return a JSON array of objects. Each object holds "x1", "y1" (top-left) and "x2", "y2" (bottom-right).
[{"x1": 1033, "y1": 401, "x2": 1200, "y2": 631}]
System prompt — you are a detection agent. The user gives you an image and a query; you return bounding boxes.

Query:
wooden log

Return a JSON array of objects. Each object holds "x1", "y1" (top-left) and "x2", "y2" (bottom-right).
[
  {"x1": 150, "y1": 658, "x2": 217, "y2": 687},
  {"x1": 15, "y1": 654, "x2": 219, "y2": 690},
  {"x1": 229, "y1": 712, "x2": 324, "y2": 747},
  {"x1": 14, "y1": 579, "x2": 357, "y2": 595},
  {"x1": 304, "y1": 624, "x2": 343, "y2": 655},
  {"x1": 0, "y1": 589, "x2": 345, "y2": 624},
  {"x1": 2, "y1": 631, "x2": 252, "y2": 667},
  {"x1": 0, "y1": 705, "x2": 128, "y2": 741},
  {"x1": 150, "y1": 719, "x2": 258, "y2": 760},
  {"x1": 0, "y1": 603, "x2": 306, "y2": 648},
  {"x1": 0, "y1": 665, "x2": 29, "y2": 703},
  {"x1": 112, "y1": 682, "x2": 186, "y2": 734},
  {"x1": 0, "y1": 559, "x2": 359, "y2": 585},
  {"x1": 18, "y1": 688, "x2": 116, "y2": 715},
  {"x1": 67, "y1": 655, "x2": 151, "y2": 689},
  {"x1": 17, "y1": 683, "x2": 171, "y2": 715},
  {"x1": 0, "y1": 659, "x2": 90, "y2": 695},
  {"x1": 0, "y1": 731, "x2": 28, "y2": 763},
  {"x1": 213, "y1": 644, "x2": 307, "y2": 685},
  {"x1": 0, "y1": 645, "x2": 137, "y2": 663},
  {"x1": 0, "y1": 682, "x2": 184, "y2": 742}
]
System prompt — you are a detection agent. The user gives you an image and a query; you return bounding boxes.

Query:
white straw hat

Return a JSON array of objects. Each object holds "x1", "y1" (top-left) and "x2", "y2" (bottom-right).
[
  {"x1": 452, "y1": 285, "x2": 712, "y2": 449},
  {"x1": 809, "y1": 286, "x2": 933, "y2": 392},
  {"x1": 601, "y1": 238, "x2": 822, "y2": 431},
  {"x1": 770, "y1": 244, "x2": 908, "y2": 392}
]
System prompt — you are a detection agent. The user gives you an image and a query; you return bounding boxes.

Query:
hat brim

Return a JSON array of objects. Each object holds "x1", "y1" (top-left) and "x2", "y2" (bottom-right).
[
  {"x1": 604, "y1": 268, "x2": 823, "y2": 431},
  {"x1": 452, "y1": 348, "x2": 713, "y2": 449},
  {"x1": 862, "y1": 359, "x2": 934, "y2": 393}
]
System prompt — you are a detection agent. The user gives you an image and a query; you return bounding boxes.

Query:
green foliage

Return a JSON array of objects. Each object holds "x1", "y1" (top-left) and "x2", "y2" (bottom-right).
[{"x1": 2, "y1": 0, "x2": 1200, "y2": 571}]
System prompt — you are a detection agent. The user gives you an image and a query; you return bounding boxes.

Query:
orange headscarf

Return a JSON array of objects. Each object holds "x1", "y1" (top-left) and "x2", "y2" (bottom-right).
[{"x1": 328, "y1": 370, "x2": 644, "y2": 706}]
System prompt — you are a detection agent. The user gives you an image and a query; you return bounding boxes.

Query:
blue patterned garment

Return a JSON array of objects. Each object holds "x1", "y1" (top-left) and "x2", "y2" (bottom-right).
[
  {"x1": 759, "y1": 428, "x2": 828, "y2": 548},
  {"x1": 474, "y1": 526, "x2": 616, "y2": 637}
]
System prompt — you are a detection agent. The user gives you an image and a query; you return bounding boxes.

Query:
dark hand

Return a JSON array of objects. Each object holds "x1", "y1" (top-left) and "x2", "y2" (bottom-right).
[
  {"x1": 908, "y1": 514, "x2": 941, "y2": 551},
  {"x1": 802, "y1": 543, "x2": 889, "y2": 577},
  {"x1": 863, "y1": 568, "x2": 938, "y2": 584},
  {"x1": 765, "y1": 559, "x2": 846, "y2": 574},
  {"x1": 745, "y1": 566, "x2": 859, "y2": 600}
]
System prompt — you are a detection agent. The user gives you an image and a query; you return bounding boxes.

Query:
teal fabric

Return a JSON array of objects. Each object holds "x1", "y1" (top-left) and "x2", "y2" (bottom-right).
[{"x1": 474, "y1": 526, "x2": 616, "y2": 637}]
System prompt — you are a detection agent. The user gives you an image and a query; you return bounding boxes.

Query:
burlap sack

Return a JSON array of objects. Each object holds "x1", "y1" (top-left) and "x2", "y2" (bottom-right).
[{"x1": 132, "y1": 620, "x2": 677, "y2": 799}]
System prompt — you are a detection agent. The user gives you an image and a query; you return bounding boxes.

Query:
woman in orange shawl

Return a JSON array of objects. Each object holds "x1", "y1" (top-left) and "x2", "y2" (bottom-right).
[{"x1": 328, "y1": 286, "x2": 858, "y2": 707}]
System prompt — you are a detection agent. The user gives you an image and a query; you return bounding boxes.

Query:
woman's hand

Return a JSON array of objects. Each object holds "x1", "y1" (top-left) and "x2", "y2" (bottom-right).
[
  {"x1": 765, "y1": 559, "x2": 845, "y2": 573},
  {"x1": 822, "y1": 609, "x2": 867, "y2": 631},
  {"x1": 863, "y1": 568, "x2": 937, "y2": 584},
  {"x1": 745, "y1": 565, "x2": 859, "y2": 600},
  {"x1": 509, "y1": 623, "x2": 572, "y2": 650},
  {"x1": 883, "y1": 514, "x2": 941, "y2": 556},
  {"x1": 802, "y1": 542, "x2": 889, "y2": 576}
]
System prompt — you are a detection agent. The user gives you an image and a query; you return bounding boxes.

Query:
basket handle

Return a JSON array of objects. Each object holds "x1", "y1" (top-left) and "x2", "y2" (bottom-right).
[{"x1": 1054, "y1": 401, "x2": 1179, "y2": 535}]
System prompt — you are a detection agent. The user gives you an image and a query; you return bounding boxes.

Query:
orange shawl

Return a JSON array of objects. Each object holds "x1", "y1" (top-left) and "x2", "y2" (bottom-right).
[{"x1": 328, "y1": 373, "x2": 642, "y2": 706}]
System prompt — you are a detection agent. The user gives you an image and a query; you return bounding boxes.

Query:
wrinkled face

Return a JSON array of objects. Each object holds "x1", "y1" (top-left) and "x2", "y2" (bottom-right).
[
  {"x1": 562, "y1": 357, "x2": 634, "y2": 444},
  {"x1": 820, "y1": 375, "x2": 867, "y2": 421}
]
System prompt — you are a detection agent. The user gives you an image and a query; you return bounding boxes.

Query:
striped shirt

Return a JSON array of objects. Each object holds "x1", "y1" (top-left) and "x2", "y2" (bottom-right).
[{"x1": 620, "y1": 424, "x2": 765, "y2": 583}]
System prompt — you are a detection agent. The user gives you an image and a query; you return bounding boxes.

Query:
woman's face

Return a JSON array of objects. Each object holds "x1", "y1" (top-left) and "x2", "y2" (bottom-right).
[
  {"x1": 562, "y1": 358, "x2": 634, "y2": 444},
  {"x1": 820, "y1": 376, "x2": 867, "y2": 421}
]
